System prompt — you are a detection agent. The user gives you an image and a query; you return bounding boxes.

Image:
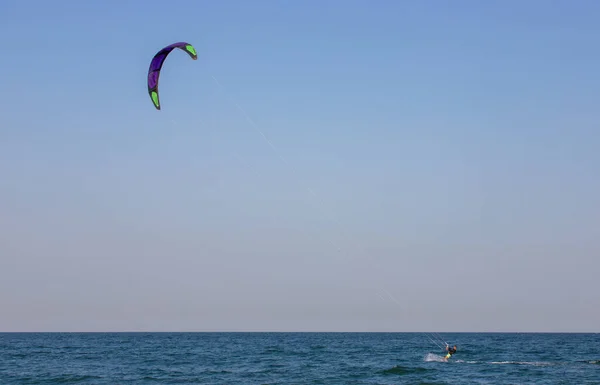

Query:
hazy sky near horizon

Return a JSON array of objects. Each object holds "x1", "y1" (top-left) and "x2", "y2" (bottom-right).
[{"x1": 1, "y1": 0, "x2": 599, "y2": 333}]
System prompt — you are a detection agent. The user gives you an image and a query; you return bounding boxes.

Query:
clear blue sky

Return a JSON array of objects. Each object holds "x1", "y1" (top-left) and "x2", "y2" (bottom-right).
[{"x1": 1, "y1": 0, "x2": 599, "y2": 332}]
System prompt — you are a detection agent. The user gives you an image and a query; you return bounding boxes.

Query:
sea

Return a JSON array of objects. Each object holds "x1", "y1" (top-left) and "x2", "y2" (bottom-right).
[{"x1": 0, "y1": 332, "x2": 598, "y2": 384}]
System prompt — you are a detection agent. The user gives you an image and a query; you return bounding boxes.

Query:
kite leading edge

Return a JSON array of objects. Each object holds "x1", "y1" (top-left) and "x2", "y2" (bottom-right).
[{"x1": 147, "y1": 42, "x2": 198, "y2": 110}]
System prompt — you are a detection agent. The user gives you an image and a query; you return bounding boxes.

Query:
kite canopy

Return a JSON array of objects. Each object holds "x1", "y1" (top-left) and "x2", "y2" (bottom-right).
[{"x1": 147, "y1": 42, "x2": 198, "y2": 110}]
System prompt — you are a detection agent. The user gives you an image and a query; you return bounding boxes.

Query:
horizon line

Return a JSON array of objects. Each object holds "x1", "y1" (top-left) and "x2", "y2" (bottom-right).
[{"x1": 1, "y1": 330, "x2": 598, "y2": 334}]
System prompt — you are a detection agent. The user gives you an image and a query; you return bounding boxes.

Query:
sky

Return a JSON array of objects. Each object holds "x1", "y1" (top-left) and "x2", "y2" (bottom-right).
[{"x1": 0, "y1": 0, "x2": 599, "y2": 333}]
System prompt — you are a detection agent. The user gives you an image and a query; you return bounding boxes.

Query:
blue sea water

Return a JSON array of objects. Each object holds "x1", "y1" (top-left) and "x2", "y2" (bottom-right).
[{"x1": 0, "y1": 332, "x2": 598, "y2": 384}]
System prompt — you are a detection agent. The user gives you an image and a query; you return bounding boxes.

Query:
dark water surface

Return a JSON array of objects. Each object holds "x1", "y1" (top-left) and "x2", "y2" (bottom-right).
[{"x1": 1, "y1": 332, "x2": 598, "y2": 384}]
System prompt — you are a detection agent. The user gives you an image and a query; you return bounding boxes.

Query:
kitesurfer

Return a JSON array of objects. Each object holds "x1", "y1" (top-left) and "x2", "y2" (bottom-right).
[{"x1": 444, "y1": 345, "x2": 457, "y2": 360}]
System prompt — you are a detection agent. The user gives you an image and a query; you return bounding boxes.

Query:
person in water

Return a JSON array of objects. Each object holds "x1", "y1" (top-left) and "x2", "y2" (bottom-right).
[{"x1": 444, "y1": 345, "x2": 457, "y2": 360}]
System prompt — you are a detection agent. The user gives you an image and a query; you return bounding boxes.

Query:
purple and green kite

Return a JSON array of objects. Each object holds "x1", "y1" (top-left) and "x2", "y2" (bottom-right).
[{"x1": 147, "y1": 42, "x2": 198, "y2": 110}]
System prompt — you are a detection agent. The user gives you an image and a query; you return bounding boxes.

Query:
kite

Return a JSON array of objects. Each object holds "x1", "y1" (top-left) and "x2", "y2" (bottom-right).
[{"x1": 147, "y1": 42, "x2": 198, "y2": 110}]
